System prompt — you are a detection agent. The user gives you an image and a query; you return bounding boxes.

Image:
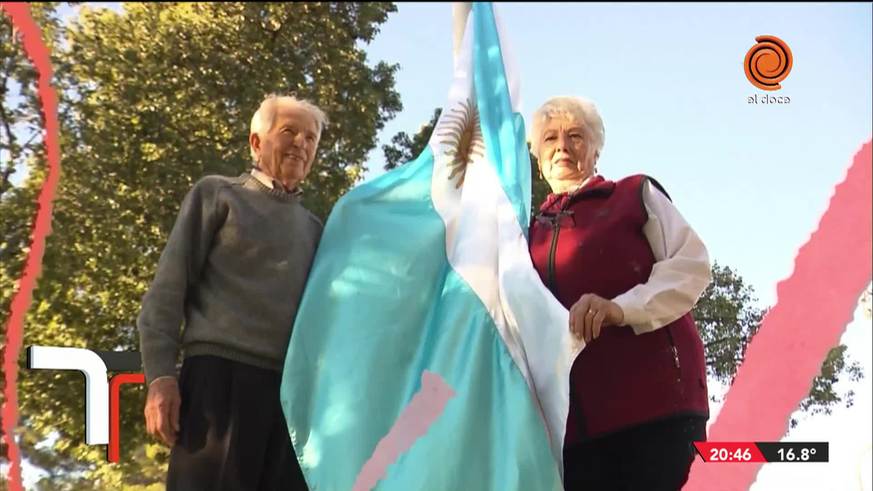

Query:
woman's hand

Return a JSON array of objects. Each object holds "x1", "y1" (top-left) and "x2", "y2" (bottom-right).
[{"x1": 569, "y1": 293, "x2": 625, "y2": 343}]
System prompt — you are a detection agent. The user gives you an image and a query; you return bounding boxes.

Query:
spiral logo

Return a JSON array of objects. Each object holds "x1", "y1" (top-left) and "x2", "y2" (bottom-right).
[{"x1": 744, "y1": 35, "x2": 793, "y2": 91}]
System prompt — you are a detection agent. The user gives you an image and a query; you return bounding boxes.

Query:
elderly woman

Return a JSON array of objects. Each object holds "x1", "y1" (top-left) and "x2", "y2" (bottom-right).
[{"x1": 528, "y1": 96, "x2": 712, "y2": 491}]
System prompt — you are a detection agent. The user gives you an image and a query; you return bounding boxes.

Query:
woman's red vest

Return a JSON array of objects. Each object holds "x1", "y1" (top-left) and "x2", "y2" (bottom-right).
[{"x1": 529, "y1": 174, "x2": 709, "y2": 445}]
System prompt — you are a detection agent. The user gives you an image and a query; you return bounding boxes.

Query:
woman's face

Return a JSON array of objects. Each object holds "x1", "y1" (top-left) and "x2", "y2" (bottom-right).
[{"x1": 537, "y1": 115, "x2": 595, "y2": 192}]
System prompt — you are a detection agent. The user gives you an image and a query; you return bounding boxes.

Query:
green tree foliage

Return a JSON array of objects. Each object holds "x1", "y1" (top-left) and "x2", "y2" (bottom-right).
[
  {"x1": 382, "y1": 108, "x2": 865, "y2": 430},
  {"x1": 693, "y1": 262, "x2": 766, "y2": 381},
  {"x1": 382, "y1": 107, "x2": 441, "y2": 171},
  {"x1": 0, "y1": 2, "x2": 65, "y2": 200},
  {"x1": 2, "y1": 2, "x2": 402, "y2": 487},
  {"x1": 1, "y1": 0, "x2": 67, "y2": 467}
]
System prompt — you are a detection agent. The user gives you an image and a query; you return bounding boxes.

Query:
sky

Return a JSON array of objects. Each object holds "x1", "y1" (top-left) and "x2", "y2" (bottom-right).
[{"x1": 7, "y1": 2, "x2": 873, "y2": 490}]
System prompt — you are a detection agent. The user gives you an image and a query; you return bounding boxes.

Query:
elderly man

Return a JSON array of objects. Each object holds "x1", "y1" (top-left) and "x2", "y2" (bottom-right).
[{"x1": 137, "y1": 94, "x2": 326, "y2": 490}]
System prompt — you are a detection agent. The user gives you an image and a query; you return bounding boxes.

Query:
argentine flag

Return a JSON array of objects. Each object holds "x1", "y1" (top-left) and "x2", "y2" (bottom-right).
[{"x1": 281, "y1": 3, "x2": 581, "y2": 490}]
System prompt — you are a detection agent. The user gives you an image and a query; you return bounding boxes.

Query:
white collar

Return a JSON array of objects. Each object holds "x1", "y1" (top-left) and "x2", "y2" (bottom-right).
[
  {"x1": 251, "y1": 167, "x2": 279, "y2": 189},
  {"x1": 250, "y1": 167, "x2": 303, "y2": 197}
]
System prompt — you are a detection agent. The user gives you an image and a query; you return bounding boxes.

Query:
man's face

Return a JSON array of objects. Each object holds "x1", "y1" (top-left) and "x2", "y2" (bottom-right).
[{"x1": 254, "y1": 105, "x2": 320, "y2": 190}]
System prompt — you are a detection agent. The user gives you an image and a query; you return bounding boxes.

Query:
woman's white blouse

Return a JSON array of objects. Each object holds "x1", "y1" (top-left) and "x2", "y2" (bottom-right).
[{"x1": 611, "y1": 181, "x2": 713, "y2": 334}]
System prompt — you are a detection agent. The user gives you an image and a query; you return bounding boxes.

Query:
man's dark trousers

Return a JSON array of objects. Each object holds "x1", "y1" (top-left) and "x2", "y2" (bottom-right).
[{"x1": 166, "y1": 355, "x2": 308, "y2": 491}]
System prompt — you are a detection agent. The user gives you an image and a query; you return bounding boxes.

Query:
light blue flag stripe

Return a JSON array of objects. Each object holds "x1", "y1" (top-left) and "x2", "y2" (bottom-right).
[
  {"x1": 472, "y1": 2, "x2": 532, "y2": 231},
  {"x1": 280, "y1": 3, "x2": 567, "y2": 490},
  {"x1": 281, "y1": 148, "x2": 561, "y2": 490}
]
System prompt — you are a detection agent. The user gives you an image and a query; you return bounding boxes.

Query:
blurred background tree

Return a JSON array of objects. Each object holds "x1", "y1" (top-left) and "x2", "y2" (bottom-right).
[{"x1": 2, "y1": 2, "x2": 401, "y2": 488}]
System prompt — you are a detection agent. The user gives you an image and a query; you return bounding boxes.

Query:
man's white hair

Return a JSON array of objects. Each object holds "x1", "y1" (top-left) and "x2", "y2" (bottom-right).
[
  {"x1": 249, "y1": 94, "x2": 329, "y2": 162},
  {"x1": 529, "y1": 96, "x2": 605, "y2": 166}
]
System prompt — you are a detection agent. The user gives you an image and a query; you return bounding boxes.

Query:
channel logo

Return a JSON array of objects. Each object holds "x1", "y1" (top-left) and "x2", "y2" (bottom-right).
[{"x1": 744, "y1": 35, "x2": 793, "y2": 91}]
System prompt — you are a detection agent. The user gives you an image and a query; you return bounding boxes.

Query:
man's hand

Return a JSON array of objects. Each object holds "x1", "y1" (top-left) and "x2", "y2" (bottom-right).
[
  {"x1": 569, "y1": 293, "x2": 625, "y2": 344},
  {"x1": 145, "y1": 377, "x2": 181, "y2": 446}
]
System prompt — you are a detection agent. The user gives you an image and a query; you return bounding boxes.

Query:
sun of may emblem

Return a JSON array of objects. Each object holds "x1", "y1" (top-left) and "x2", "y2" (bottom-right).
[{"x1": 437, "y1": 98, "x2": 486, "y2": 188}]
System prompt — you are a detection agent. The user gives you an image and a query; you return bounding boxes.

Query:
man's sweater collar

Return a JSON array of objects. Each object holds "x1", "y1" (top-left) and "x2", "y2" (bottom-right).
[{"x1": 250, "y1": 167, "x2": 303, "y2": 198}]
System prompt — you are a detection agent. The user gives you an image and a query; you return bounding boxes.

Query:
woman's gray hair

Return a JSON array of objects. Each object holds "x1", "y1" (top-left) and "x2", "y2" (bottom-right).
[
  {"x1": 249, "y1": 94, "x2": 329, "y2": 162},
  {"x1": 529, "y1": 96, "x2": 605, "y2": 166}
]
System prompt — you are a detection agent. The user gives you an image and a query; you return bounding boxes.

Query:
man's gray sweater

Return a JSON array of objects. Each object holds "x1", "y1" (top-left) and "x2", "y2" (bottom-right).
[{"x1": 137, "y1": 172, "x2": 322, "y2": 384}]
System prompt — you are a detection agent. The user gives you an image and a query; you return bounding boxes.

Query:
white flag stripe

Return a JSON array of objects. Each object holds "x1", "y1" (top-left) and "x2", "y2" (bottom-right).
[
  {"x1": 432, "y1": 11, "x2": 534, "y2": 389},
  {"x1": 431, "y1": 5, "x2": 583, "y2": 474}
]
